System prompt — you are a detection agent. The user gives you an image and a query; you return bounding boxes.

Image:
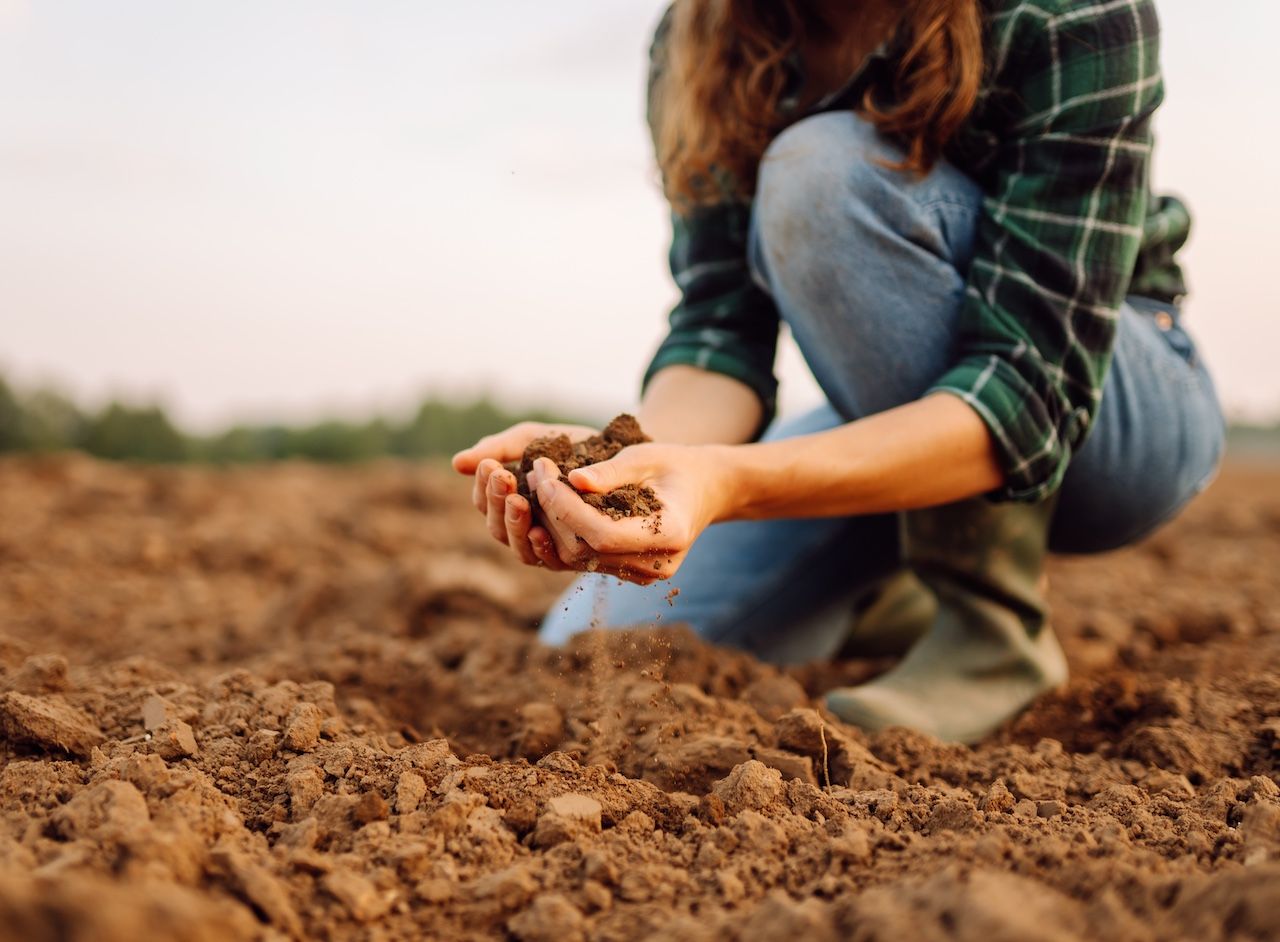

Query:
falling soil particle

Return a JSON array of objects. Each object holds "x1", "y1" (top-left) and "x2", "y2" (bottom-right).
[
  {"x1": 0, "y1": 456, "x2": 1279, "y2": 941},
  {"x1": 508, "y1": 414, "x2": 662, "y2": 523}
]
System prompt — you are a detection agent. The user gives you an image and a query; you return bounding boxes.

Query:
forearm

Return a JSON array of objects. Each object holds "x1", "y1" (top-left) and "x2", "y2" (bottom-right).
[
  {"x1": 719, "y1": 392, "x2": 1004, "y2": 521},
  {"x1": 639, "y1": 365, "x2": 764, "y2": 446}
]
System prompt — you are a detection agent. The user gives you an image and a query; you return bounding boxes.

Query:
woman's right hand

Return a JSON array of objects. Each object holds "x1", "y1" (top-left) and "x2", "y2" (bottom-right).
[{"x1": 451, "y1": 422, "x2": 598, "y2": 569}]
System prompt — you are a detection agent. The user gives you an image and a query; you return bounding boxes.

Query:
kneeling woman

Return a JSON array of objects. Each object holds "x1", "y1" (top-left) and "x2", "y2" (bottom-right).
[{"x1": 454, "y1": 0, "x2": 1222, "y2": 742}]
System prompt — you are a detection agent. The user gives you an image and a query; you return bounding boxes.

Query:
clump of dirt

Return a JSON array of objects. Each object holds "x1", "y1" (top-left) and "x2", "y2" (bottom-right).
[
  {"x1": 1, "y1": 455, "x2": 1279, "y2": 941},
  {"x1": 509, "y1": 414, "x2": 662, "y2": 521}
]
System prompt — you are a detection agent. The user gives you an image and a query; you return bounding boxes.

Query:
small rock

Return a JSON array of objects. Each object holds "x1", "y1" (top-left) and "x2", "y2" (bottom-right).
[
  {"x1": 618, "y1": 869, "x2": 655, "y2": 903},
  {"x1": 1242, "y1": 803, "x2": 1280, "y2": 864},
  {"x1": 0, "y1": 691, "x2": 104, "y2": 756},
  {"x1": 929, "y1": 796, "x2": 981, "y2": 832},
  {"x1": 1013, "y1": 799, "x2": 1039, "y2": 818},
  {"x1": 1143, "y1": 768, "x2": 1195, "y2": 799},
  {"x1": 712, "y1": 760, "x2": 785, "y2": 814},
  {"x1": 286, "y1": 767, "x2": 325, "y2": 815},
  {"x1": 212, "y1": 848, "x2": 302, "y2": 937},
  {"x1": 11, "y1": 654, "x2": 70, "y2": 694},
  {"x1": 400, "y1": 738, "x2": 458, "y2": 773},
  {"x1": 740, "y1": 890, "x2": 839, "y2": 942},
  {"x1": 741, "y1": 675, "x2": 809, "y2": 722},
  {"x1": 119, "y1": 753, "x2": 170, "y2": 793},
  {"x1": 394, "y1": 771, "x2": 427, "y2": 815},
  {"x1": 774, "y1": 708, "x2": 827, "y2": 756},
  {"x1": 473, "y1": 864, "x2": 538, "y2": 908},
  {"x1": 580, "y1": 879, "x2": 612, "y2": 913},
  {"x1": 1037, "y1": 800, "x2": 1067, "y2": 819},
  {"x1": 532, "y1": 793, "x2": 603, "y2": 848},
  {"x1": 582, "y1": 850, "x2": 619, "y2": 885},
  {"x1": 150, "y1": 718, "x2": 199, "y2": 760},
  {"x1": 832, "y1": 822, "x2": 872, "y2": 864},
  {"x1": 323, "y1": 868, "x2": 390, "y2": 922},
  {"x1": 415, "y1": 877, "x2": 454, "y2": 903},
  {"x1": 354, "y1": 791, "x2": 388, "y2": 824},
  {"x1": 282, "y1": 703, "x2": 323, "y2": 752},
  {"x1": 617, "y1": 810, "x2": 655, "y2": 834},
  {"x1": 980, "y1": 779, "x2": 1017, "y2": 814},
  {"x1": 244, "y1": 729, "x2": 279, "y2": 763},
  {"x1": 141, "y1": 694, "x2": 176, "y2": 732},
  {"x1": 651, "y1": 735, "x2": 752, "y2": 792},
  {"x1": 51, "y1": 780, "x2": 150, "y2": 841},
  {"x1": 753, "y1": 747, "x2": 817, "y2": 786},
  {"x1": 547, "y1": 792, "x2": 603, "y2": 822},
  {"x1": 509, "y1": 894, "x2": 585, "y2": 942},
  {"x1": 514, "y1": 702, "x2": 563, "y2": 758},
  {"x1": 535, "y1": 751, "x2": 580, "y2": 774},
  {"x1": 276, "y1": 817, "x2": 319, "y2": 850}
]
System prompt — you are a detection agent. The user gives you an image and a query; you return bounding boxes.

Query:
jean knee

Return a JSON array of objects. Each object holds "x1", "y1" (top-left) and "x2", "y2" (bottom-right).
[
  {"x1": 754, "y1": 114, "x2": 891, "y2": 258},
  {"x1": 1051, "y1": 372, "x2": 1225, "y2": 555}
]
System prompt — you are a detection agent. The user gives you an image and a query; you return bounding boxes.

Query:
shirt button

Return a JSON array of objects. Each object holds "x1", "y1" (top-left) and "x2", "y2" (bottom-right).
[{"x1": 1155, "y1": 311, "x2": 1174, "y2": 330}]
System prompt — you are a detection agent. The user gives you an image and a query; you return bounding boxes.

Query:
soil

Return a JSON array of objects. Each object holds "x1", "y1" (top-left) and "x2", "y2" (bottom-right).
[
  {"x1": 1, "y1": 454, "x2": 1279, "y2": 941},
  {"x1": 509, "y1": 415, "x2": 662, "y2": 522}
]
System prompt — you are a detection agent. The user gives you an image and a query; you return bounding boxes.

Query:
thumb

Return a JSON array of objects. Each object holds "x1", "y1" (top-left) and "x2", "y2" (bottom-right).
[{"x1": 567, "y1": 451, "x2": 646, "y2": 494}]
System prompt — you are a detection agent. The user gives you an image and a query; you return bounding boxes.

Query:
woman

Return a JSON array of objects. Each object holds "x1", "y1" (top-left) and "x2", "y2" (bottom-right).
[{"x1": 453, "y1": 0, "x2": 1222, "y2": 742}]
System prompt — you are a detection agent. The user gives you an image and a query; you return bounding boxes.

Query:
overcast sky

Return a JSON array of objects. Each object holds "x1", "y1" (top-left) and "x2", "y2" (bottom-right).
[{"x1": 2, "y1": 0, "x2": 1278, "y2": 429}]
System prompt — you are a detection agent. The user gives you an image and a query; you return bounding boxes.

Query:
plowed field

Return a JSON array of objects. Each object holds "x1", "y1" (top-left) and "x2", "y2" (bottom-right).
[{"x1": 1, "y1": 456, "x2": 1277, "y2": 941}]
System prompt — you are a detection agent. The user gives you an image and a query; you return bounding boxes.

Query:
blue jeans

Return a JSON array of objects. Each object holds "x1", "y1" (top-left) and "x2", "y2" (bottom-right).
[{"x1": 541, "y1": 113, "x2": 1224, "y2": 662}]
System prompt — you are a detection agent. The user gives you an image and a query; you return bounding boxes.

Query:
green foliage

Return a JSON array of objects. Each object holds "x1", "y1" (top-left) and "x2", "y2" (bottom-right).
[
  {"x1": 0, "y1": 378, "x2": 86, "y2": 454},
  {"x1": 0, "y1": 371, "x2": 583, "y2": 464},
  {"x1": 0, "y1": 378, "x2": 22, "y2": 452},
  {"x1": 390, "y1": 399, "x2": 566, "y2": 459},
  {"x1": 78, "y1": 403, "x2": 189, "y2": 463},
  {"x1": 1226, "y1": 422, "x2": 1280, "y2": 458}
]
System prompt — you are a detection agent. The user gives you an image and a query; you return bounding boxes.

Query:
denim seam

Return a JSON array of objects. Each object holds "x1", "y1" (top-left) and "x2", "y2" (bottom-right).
[{"x1": 915, "y1": 195, "x2": 982, "y2": 214}]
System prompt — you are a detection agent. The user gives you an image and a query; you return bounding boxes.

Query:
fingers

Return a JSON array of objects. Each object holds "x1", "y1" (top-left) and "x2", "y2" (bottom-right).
[
  {"x1": 566, "y1": 446, "x2": 650, "y2": 495},
  {"x1": 503, "y1": 494, "x2": 538, "y2": 566},
  {"x1": 452, "y1": 423, "x2": 537, "y2": 475},
  {"x1": 524, "y1": 459, "x2": 675, "y2": 583},
  {"x1": 529, "y1": 526, "x2": 570, "y2": 571},
  {"x1": 532, "y1": 458, "x2": 670, "y2": 556},
  {"x1": 527, "y1": 460, "x2": 597, "y2": 568},
  {"x1": 472, "y1": 459, "x2": 502, "y2": 514},
  {"x1": 485, "y1": 467, "x2": 521, "y2": 544}
]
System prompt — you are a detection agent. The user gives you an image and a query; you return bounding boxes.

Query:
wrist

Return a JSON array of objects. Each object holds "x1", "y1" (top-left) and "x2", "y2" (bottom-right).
[
  {"x1": 714, "y1": 431, "x2": 877, "y2": 523},
  {"x1": 709, "y1": 442, "x2": 763, "y2": 523}
]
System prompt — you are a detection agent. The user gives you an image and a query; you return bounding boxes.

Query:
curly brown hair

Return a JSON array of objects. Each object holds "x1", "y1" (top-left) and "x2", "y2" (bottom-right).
[{"x1": 653, "y1": 0, "x2": 984, "y2": 206}]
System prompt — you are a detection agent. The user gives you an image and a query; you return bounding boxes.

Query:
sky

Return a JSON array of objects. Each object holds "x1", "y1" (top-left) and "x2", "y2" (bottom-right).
[{"x1": 2, "y1": 0, "x2": 1278, "y2": 430}]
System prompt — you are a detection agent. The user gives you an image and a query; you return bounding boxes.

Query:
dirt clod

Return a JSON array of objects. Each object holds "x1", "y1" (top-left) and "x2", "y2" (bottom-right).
[
  {"x1": 0, "y1": 691, "x2": 104, "y2": 756},
  {"x1": 282, "y1": 702, "x2": 323, "y2": 752},
  {"x1": 511, "y1": 414, "x2": 662, "y2": 522}
]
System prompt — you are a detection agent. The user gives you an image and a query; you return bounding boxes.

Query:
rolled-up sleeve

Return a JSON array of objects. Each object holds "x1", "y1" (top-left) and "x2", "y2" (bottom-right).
[
  {"x1": 643, "y1": 203, "x2": 782, "y2": 427},
  {"x1": 930, "y1": 0, "x2": 1164, "y2": 501}
]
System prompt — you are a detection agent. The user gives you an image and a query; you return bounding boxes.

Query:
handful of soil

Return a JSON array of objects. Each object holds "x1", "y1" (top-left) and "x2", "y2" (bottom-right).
[{"x1": 506, "y1": 414, "x2": 662, "y2": 522}]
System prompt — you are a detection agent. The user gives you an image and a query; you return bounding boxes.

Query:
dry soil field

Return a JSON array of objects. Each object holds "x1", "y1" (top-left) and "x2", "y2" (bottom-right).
[{"x1": 1, "y1": 455, "x2": 1278, "y2": 941}]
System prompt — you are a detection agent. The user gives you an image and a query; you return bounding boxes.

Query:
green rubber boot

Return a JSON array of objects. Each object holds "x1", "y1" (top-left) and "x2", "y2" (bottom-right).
[
  {"x1": 826, "y1": 496, "x2": 1067, "y2": 743},
  {"x1": 839, "y1": 568, "x2": 936, "y2": 659}
]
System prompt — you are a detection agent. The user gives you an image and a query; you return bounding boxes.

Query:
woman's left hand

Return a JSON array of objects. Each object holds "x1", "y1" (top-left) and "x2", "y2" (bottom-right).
[{"x1": 526, "y1": 442, "x2": 730, "y2": 585}]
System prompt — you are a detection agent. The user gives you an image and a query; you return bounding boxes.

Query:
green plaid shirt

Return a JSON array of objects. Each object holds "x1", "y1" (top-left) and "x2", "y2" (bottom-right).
[{"x1": 644, "y1": 0, "x2": 1191, "y2": 501}]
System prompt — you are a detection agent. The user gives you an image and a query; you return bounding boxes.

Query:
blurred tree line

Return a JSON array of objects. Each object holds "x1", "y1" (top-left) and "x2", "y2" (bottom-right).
[{"x1": 0, "y1": 374, "x2": 578, "y2": 463}]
